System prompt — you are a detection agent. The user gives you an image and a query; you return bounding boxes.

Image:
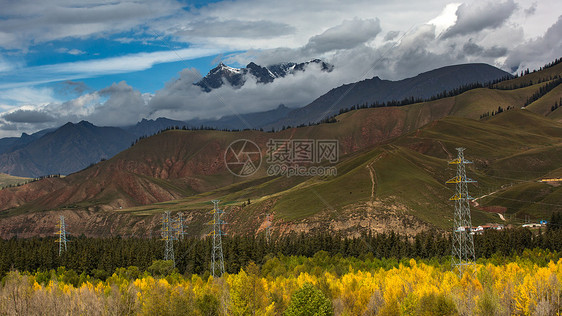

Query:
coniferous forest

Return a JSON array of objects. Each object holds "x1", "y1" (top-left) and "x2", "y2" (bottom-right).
[
  {"x1": 2, "y1": 226, "x2": 562, "y2": 279},
  {"x1": 1, "y1": 226, "x2": 562, "y2": 315}
]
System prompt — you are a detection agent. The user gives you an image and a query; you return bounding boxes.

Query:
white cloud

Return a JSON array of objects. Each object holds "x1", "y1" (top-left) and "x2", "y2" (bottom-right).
[
  {"x1": 147, "y1": 63, "x2": 343, "y2": 124},
  {"x1": 504, "y1": 15, "x2": 562, "y2": 72},
  {"x1": 0, "y1": 80, "x2": 149, "y2": 134},
  {"x1": 56, "y1": 47, "x2": 86, "y2": 55},
  {"x1": 1, "y1": 0, "x2": 562, "y2": 136},
  {"x1": 46, "y1": 47, "x2": 223, "y2": 75},
  {"x1": 0, "y1": 56, "x2": 13, "y2": 72},
  {"x1": 428, "y1": 3, "x2": 461, "y2": 36},
  {"x1": 441, "y1": 0, "x2": 518, "y2": 38},
  {"x1": 0, "y1": 86, "x2": 59, "y2": 106},
  {"x1": 0, "y1": 47, "x2": 224, "y2": 90},
  {"x1": 0, "y1": 0, "x2": 183, "y2": 49}
]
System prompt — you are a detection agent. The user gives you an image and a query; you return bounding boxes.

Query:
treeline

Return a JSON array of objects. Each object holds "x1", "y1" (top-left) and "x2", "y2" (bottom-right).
[
  {"x1": 0, "y1": 174, "x2": 61, "y2": 190},
  {"x1": 318, "y1": 78, "x2": 516, "y2": 124},
  {"x1": 552, "y1": 98, "x2": 561, "y2": 112},
  {"x1": 328, "y1": 81, "x2": 492, "y2": 122},
  {"x1": 479, "y1": 105, "x2": 514, "y2": 119},
  {"x1": 130, "y1": 125, "x2": 267, "y2": 148},
  {"x1": 492, "y1": 74, "x2": 560, "y2": 90},
  {"x1": 2, "y1": 226, "x2": 562, "y2": 279},
  {"x1": 502, "y1": 57, "x2": 562, "y2": 88},
  {"x1": 533, "y1": 57, "x2": 562, "y2": 72},
  {"x1": 523, "y1": 76, "x2": 562, "y2": 106},
  {"x1": 328, "y1": 57, "x2": 562, "y2": 121}
]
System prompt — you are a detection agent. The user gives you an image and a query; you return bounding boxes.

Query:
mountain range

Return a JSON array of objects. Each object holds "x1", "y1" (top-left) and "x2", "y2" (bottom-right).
[
  {"x1": 270, "y1": 63, "x2": 512, "y2": 128},
  {"x1": 195, "y1": 59, "x2": 334, "y2": 92},
  {"x1": 0, "y1": 62, "x2": 514, "y2": 177},
  {"x1": 0, "y1": 121, "x2": 135, "y2": 177},
  {"x1": 0, "y1": 61, "x2": 561, "y2": 238}
]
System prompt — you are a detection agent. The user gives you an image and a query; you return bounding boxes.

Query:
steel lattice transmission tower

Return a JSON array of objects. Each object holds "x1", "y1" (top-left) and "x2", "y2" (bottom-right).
[
  {"x1": 264, "y1": 213, "x2": 272, "y2": 244},
  {"x1": 177, "y1": 212, "x2": 187, "y2": 240},
  {"x1": 161, "y1": 211, "x2": 178, "y2": 266},
  {"x1": 56, "y1": 215, "x2": 68, "y2": 256},
  {"x1": 446, "y1": 148, "x2": 476, "y2": 276},
  {"x1": 209, "y1": 200, "x2": 226, "y2": 277}
]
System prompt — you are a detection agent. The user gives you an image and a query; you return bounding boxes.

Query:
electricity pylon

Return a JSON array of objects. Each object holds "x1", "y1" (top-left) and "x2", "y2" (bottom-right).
[
  {"x1": 177, "y1": 212, "x2": 187, "y2": 240},
  {"x1": 209, "y1": 200, "x2": 226, "y2": 277},
  {"x1": 55, "y1": 215, "x2": 68, "y2": 256},
  {"x1": 264, "y1": 213, "x2": 272, "y2": 244},
  {"x1": 446, "y1": 148, "x2": 476, "y2": 276},
  {"x1": 161, "y1": 211, "x2": 177, "y2": 266}
]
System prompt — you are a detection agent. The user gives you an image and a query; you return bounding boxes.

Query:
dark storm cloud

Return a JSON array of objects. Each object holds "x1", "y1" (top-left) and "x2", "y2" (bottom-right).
[
  {"x1": 463, "y1": 41, "x2": 507, "y2": 58},
  {"x1": 3, "y1": 109, "x2": 55, "y2": 123},
  {"x1": 442, "y1": 0, "x2": 517, "y2": 38},
  {"x1": 384, "y1": 31, "x2": 400, "y2": 41},
  {"x1": 483, "y1": 46, "x2": 508, "y2": 58},
  {"x1": 0, "y1": 122, "x2": 19, "y2": 131},
  {"x1": 303, "y1": 18, "x2": 381, "y2": 54},
  {"x1": 462, "y1": 41, "x2": 483, "y2": 55}
]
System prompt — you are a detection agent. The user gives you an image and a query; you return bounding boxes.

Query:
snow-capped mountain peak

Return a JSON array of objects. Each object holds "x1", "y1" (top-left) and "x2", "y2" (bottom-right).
[{"x1": 195, "y1": 59, "x2": 333, "y2": 92}]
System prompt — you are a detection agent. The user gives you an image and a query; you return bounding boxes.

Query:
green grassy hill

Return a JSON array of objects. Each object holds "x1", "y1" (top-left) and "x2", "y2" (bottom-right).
[
  {"x1": 494, "y1": 61, "x2": 562, "y2": 89},
  {"x1": 115, "y1": 110, "x2": 562, "y2": 235},
  {"x1": 2, "y1": 64, "x2": 562, "y2": 237}
]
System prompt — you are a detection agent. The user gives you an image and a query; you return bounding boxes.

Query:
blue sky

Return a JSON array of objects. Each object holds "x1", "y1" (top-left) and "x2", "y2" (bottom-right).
[{"x1": 0, "y1": 0, "x2": 560, "y2": 136}]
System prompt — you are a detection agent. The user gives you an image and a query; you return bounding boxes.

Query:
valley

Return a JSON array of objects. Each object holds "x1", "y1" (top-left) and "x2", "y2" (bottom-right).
[{"x1": 0, "y1": 62, "x2": 561, "y2": 239}]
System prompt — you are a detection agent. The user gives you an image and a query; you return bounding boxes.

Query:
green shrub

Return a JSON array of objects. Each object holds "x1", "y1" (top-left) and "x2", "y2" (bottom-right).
[{"x1": 284, "y1": 283, "x2": 333, "y2": 316}]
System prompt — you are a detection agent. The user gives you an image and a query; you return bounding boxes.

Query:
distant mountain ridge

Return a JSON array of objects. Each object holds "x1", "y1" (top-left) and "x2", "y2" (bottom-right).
[
  {"x1": 184, "y1": 104, "x2": 293, "y2": 130},
  {"x1": 125, "y1": 117, "x2": 187, "y2": 138},
  {"x1": 268, "y1": 63, "x2": 513, "y2": 128},
  {"x1": 0, "y1": 121, "x2": 136, "y2": 177},
  {"x1": 195, "y1": 59, "x2": 333, "y2": 92},
  {"x1": 0, "y1": 62, "x2": 517, "y2": 177},
  {"x1": 0, "y1": 129, "x2": 54, "y2": 155}
]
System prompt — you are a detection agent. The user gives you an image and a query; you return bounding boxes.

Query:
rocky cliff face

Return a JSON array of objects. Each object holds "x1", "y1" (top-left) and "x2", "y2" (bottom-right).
[{"x1": 0, "y1": 200, "x2": 432, "y2": 239}]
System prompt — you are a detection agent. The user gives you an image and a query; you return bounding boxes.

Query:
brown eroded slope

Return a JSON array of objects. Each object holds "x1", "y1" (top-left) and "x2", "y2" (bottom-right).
[{"x1": 0, "y1": 76, "x2": 553, "y2": 216}]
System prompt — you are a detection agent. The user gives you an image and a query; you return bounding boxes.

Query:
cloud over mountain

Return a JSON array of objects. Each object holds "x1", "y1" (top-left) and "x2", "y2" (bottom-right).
[
  {"x1": 0, "y1": 0, "x2": 560, "y2": 137},
  {"x1": 303, "y1": 18, "x2": 382, "y2": 54}
]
